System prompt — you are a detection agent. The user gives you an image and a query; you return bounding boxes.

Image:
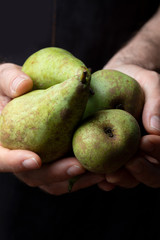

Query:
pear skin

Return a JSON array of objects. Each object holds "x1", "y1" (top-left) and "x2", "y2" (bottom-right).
[
  {"x1": 83, "y1": 69, "x2": 144, "y2": 120},
  {"x1": 22, "y1": 47, "x2": 90, "y2": 89},
  {"x1": 73, "y1": 109, "x2": 141, "y2": 174},
  {"x1": 0, "y1": 72, "x2": 90, "y2": 163}
]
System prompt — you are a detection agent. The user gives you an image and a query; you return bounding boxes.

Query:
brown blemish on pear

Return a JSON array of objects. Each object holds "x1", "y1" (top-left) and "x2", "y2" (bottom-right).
[
  {"x1": 73, "y1": 109, "x2": 141, "y2": 174},
  {"x1": 83, "y1": 69, "x2": 144, "y2": 120},
  {"x1": 0, "y1": 73, "x2": 90, "y2": 163}
]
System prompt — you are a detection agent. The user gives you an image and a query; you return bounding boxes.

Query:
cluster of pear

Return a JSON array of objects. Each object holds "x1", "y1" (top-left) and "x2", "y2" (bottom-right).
[{"x1": 0, "y1": 47, "x2": 144, "y2": 174}]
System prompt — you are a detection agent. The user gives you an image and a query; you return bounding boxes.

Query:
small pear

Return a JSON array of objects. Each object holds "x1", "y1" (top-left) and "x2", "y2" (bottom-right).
[
  {"x1": 73, "y1": 109, "x2": 141, "y2": 174},
  {"x1": 83, "y1": 69, "x2": 144, "y2": 120},
  {"x1": 0, "y1": 72, "x2": 90, "y2": 163},
  {"x1": 22, "y1": 47, "x2": 90, "y2": 89}
]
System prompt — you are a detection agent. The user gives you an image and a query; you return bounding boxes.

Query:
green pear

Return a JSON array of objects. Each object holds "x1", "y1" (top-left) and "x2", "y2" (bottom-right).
[
  {"x1": 22, "y1": 47, "x2": 91, "y2": 89},
  {"x1": 0, "y1": 72, "x2": 90, "y2": 163},
  {"x1": 73, "y1": 109, "x2": 141, "y2": 174},
  {"x1": 83, "y1": 69, "x2": 144, "y2": 120}
]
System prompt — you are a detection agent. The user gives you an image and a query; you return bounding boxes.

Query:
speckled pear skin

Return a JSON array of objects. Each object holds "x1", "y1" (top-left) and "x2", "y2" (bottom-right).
[
  {"x1": 0, "y1": 73, "x2": 90, "y2": 163},
  {"x1": 73, "y1": 109, "x2": 141, "y2": 174},
  {"x1": 22, "y1": 47, "x2": 90, "y2": 90},
  {"x1": 83, "y1": 69, "x2": 144, "y2": 120}
]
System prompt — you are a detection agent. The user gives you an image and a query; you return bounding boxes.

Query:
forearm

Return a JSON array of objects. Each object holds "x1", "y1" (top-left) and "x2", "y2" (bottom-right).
[{"x1": 106, "y1": 7, "x2": 160, "y2": 71}]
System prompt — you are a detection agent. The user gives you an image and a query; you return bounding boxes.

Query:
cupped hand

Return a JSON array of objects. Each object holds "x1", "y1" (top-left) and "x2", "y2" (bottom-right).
[
  {"x1": 98, "y1": 64, "x2": 160, "y2": 191},
  {"x1": 0, "y1": 63, "x2": 42, "y2": 172},
  {"x1": 0, "y1": 63, "x2": 106, "y2": 195}
]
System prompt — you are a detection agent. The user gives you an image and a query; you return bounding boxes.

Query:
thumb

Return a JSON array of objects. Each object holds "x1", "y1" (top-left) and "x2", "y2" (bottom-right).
[
  {"x1": 0, "y1": 145, "x2": 41, "y2": 173},
  {"x1": 142, "y1": 71, "x2": 160, "y2": 135},
  {"x1": 0, "y1": 63, "x2": 33, "y2": 98}
]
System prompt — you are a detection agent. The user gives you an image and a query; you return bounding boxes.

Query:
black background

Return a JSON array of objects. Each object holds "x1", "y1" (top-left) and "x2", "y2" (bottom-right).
[{"x1": 0, "y1": 1, "x2": 160, "y2": 239}]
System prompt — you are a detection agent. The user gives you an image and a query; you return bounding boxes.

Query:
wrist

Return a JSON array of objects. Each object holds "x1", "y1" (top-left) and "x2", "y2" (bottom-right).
[{"x1": 105, "y1": 7, "x2": 160, "y2": 72}]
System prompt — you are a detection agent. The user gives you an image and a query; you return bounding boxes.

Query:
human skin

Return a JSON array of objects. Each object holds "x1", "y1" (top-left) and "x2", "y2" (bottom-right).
[
  {"x1": 0, "y1": 7, "x2": 160, "y2": 195},
  {"x1": 98, "y1": 7, "x2": 160, "y2": 191},
  {"x1": 0, "y1": 63, "x2": 105, "y2": 195}
]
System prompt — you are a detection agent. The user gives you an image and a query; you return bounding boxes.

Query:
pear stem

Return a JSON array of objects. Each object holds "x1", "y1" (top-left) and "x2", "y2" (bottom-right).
[{"x1": 68, "y1": 175, "x2": 81, "y2": 192}]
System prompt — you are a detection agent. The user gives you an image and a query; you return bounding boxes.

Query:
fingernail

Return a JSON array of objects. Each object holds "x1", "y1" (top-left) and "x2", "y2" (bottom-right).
[
  {"x1": 150, "y1": 115, "x2": 160, "y2": 132},
  {"x1": 22, "y1": 158, "x2": 40, "y2": 169},
  {"x1": 67, "y1": 165, "x2": 85, "y2": 176},
  {"x1": 106, "y1": 176, "x2": 116, "y2": 184},
  {"x1": 11, "y1": 75, "x2": 28, "y2": 93},
  {"x1": 144, "y1": 154, "x2": 159, "y2": 164}
]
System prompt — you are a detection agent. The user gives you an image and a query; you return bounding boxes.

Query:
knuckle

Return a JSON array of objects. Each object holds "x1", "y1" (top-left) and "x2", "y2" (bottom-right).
[
  {"x1": 149, "y1": 71, "x2": 160, "y2": 86},
  {"x1": 0, "y1": 63, "x2": 17, "y2": 74},
  {"x1": 20, "y1": 176, "x2": 38, "y2": 187},
  {"x1": 146, "y1": 182, "x2": 157, "y2": 188},
  {"x1": 49, "y1": 190, "x2": 62, "y2": 196},
  {"x1": 146, "y1": 177, "x2": 160, "y2": 188},
  {"x1": 124, "y1": 180, "x2": 139, "y2": 189},
  {"x1": 149, "y1": 71, "x2": 159, "y2": 81},
  {"x1": 26, "y1": 181, "x2": 38, "y2": 188},
  {"x1": 40, "y1": 186, "x2": 64, "y2": 196},
  {"x1": 16, "y1": 173, "x2": 39, "y2": 188},
  {"x1": 0, "y1": 66, "x2": 19, "y2": 87}
]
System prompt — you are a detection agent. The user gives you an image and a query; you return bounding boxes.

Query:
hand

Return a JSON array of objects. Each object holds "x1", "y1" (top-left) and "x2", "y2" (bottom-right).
[
  {"x1": 0, "y1": 63, "x2": 105, "y2": 195},
  {"x1": 98, "y1": 64, "x2": 160, "y2": 191},
  {"x1": 0, "y1": 63, "x2": 42, "y2": 172}
]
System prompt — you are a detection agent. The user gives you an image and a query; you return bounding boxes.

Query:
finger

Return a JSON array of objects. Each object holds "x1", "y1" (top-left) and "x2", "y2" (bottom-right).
[
  {"x1": 139, "y1": 71, "x2": 160, "y2": 135},
  {"x1": 0, "y1": 63, "x2": 33, "y2": 98},
  {"x1": 39, "y1": 181, "x2": 69, "y2": 196},
  {"x1": 126, "y1": 156, "x2": 160, "y2": 188},
  {"x1": 72, "y1": 172, "x2": 105, "y2": 192},
  {"x1": 103, "y1": 67, "x2": 160, "y2": 134},
  {"x1": 105, "y1": 168, "x2": 139, "y2": 188},
  {"x1": 140, "y1": 135, "x2": 160, "y2": 162},
  {"x1": 39, "y1": 173, "x2": 105, "y2": 196},
  {"x1": 97, "y1": 180, "x2": 115, "y2": 191},
  {"x1": 0, "y1": 145, "x2": 41, "y2": 172},
  {"x1": 0, "y1": 95, "x2": 10, "y2": 113},
  {"x1": 15, "y1": 157, "x2": 85, "y2": 187}
]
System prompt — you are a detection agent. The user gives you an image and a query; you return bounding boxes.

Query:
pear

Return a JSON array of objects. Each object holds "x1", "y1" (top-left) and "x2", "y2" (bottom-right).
[
  {"x1": 73, "y1": 109, "x2": 141, "y2": 174},
  {"x1": 83, "y1": 69, "x2": 144, "y2": 120},
  {"x1": 22, "y1": 47, "x2": 91, "y2": 89},
  {"x1": 0, "y1": 72, "x2": 90, "y2": 163}
]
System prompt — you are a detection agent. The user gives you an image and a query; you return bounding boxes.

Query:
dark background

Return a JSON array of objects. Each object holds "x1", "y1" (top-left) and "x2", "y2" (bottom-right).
[
  {"x1": 0, "y1": 0, "x2": 159, "y2": 70},
  {"x1": 0, "y1": 1, "x2": 160, "y2": 239}
]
